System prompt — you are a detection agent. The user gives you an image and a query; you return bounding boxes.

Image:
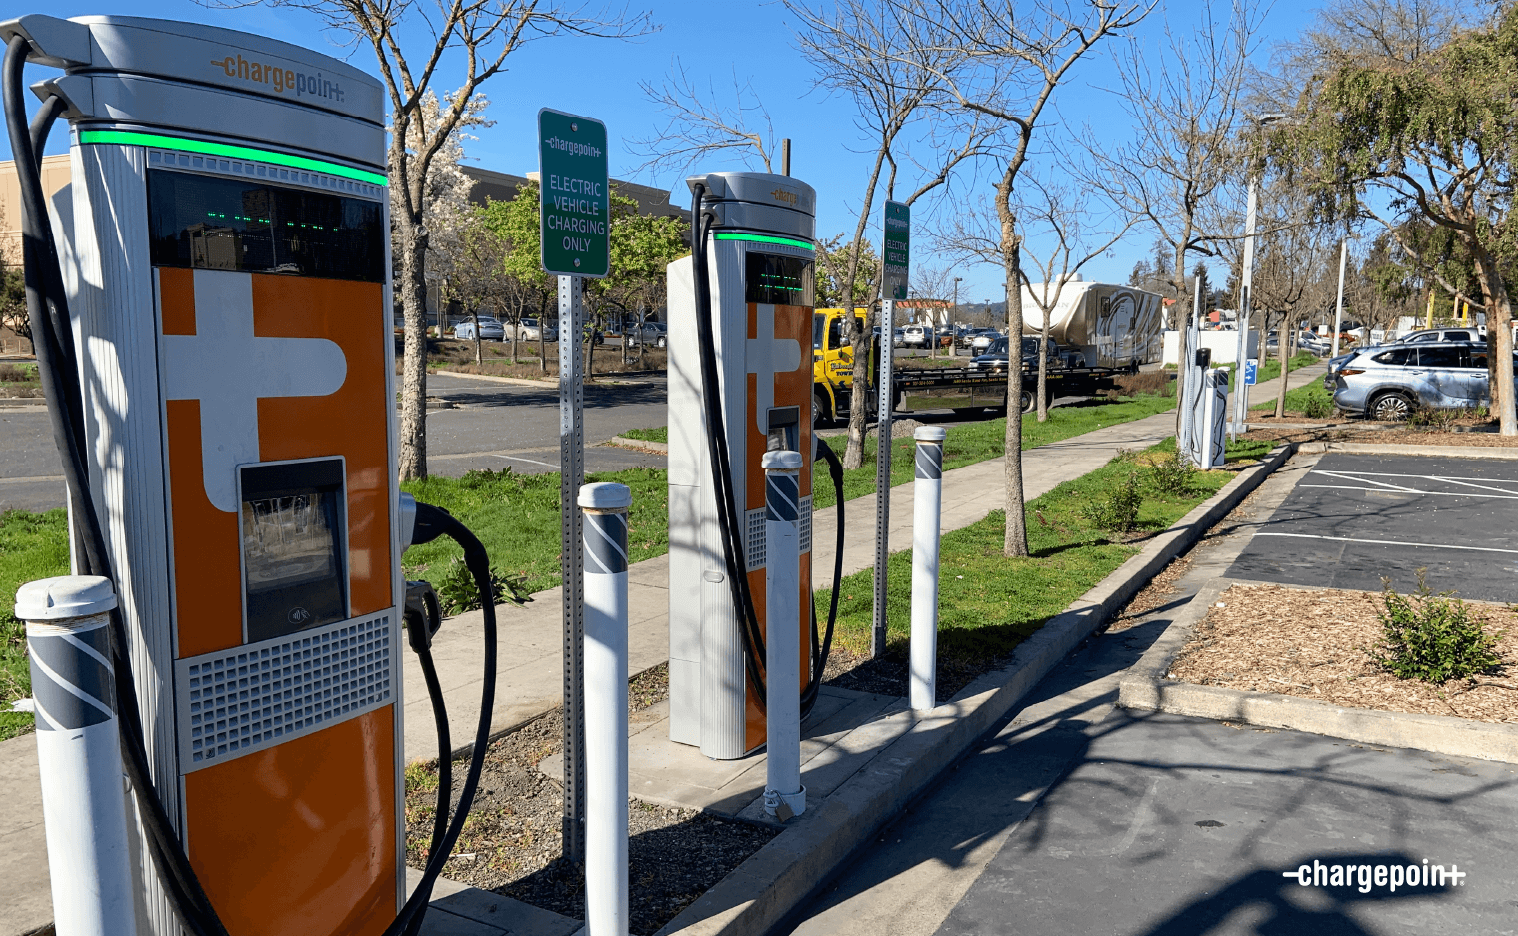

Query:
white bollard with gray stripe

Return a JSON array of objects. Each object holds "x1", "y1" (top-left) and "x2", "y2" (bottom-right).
[
  {"x1": 579, "y1": 482, "x2": 631, "y2": 936},
  {"x1": 15, "y1": 575, "x2": 137, "y2": 936},
  {"x1": 761, "y1": 450, "x2": 806, "y2": 820},
  {"x1": 911, "y1": 426, "x2": 947, "y2": 713}
]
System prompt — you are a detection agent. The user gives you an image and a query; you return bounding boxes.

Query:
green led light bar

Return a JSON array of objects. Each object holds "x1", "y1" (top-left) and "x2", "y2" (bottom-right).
[
  {"x1": 713, "y1": 232, "x2": 814, "y2": 251},
  {"x1": 78, "y1": 130, "x2": 388, "y2": 187}
]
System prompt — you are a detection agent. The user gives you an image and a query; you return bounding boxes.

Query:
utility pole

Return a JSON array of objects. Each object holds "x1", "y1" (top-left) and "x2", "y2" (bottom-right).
[
  {"x1": 952, "y1": 276, "x2": 962, "y2": 356},
  {"x1": 1332, "y1": 239, "x2": 1348, "y2": 359}
]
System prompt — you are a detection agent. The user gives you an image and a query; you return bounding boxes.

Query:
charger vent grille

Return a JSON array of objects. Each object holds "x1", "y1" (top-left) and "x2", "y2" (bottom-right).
[{"x1": 174, "y1": 613, "x2": 393, "y2": 773}]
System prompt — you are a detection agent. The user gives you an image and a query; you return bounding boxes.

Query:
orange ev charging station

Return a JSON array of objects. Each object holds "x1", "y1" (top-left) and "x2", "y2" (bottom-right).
[{"x1": 0, "y1": 15, "x2": 483, "y2": 936}]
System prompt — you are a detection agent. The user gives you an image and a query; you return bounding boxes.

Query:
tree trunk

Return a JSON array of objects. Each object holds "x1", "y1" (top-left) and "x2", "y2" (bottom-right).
[
  {"x1": 840, "y1": 152, "x2": 890, "y2": 471},
  {"x1": 1474, "y1": 251, "x2": 1516, "y2": 434},
  {"x1": 1001, "y1": 205, "x2": 1028, "y2": 558},
  {"x1": 471, "y1": 306, "x2": 482, "y2": 366},
  {"x1": 843, "y1": 305, "x2": 876, "y2": 470},
  {"x1": 1036, "y1": 313, "x2": 1050, "y2": 422},
  {"x1": 539, "y1": 293, "x2": 548, "y2": 374},
  {"x1": 1274, "y1": 311, "x2": 1292, "y2": 418},
  {"x1": 397, "y1": 213, "x2": 430, "y2": 481}
]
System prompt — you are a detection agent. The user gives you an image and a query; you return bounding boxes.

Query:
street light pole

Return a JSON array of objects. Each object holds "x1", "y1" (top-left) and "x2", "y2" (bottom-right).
[
  {"x1": 953, "y1": 276, "x2": 962, "y2": 356},
  {"x1": 1232, "y1": 113, "x2": 1287, "y2": 441},
  {"x1": 1332, "y1": 238, "x2": 1348, "y2": 359},
  {"x1": 1231, "y1": 175, "x2": 1257, "y2": 442}
]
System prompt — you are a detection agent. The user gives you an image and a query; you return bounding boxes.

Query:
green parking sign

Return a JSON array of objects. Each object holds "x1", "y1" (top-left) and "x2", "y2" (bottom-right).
[
  {"x1": 539, "y1": 109, "x2": 609, "y2": 278},
  {"x1": 883, "y1": 201, "x2": 909, "y2": 300}
]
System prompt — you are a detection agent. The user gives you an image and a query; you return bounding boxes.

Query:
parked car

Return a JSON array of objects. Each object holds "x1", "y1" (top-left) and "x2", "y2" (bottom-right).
[
  {"x1": 453, "y1": 316, "x2": 505, "y2": 341},
  {"x1": 515, "y1": 317, "x2": 559, "y2": 342},
  {"x1": 969, "y1": 330, "x2": 999, "y2": 355},
  {"x1": 1391, "y1": 327, "x2": 1481, "y2": 345},
  {"x1": 1331, "y1": 341, "x2": 1504, "y2": 419},
  {"x1": 1297, "y1": 331, "x2": 1331, "y2": 355},
  {"x1": 627, "y1": 321, "x2": 668, "y2": 348},
  {"x1": 971, "y1": 336, "x2": 1059, "y2": 374},
  {"x1": 901, "y1": 324, "x2": 936, "y2": 348}
]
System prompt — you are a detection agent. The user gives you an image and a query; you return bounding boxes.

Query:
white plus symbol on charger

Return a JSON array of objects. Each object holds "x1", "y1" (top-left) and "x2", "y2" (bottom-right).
[
  {"x1": 161, "y1": 270, "x2": 347, "y2": 512},
  {"x1": 747, "y1": 304, "x2": 803, "y2": 434}
]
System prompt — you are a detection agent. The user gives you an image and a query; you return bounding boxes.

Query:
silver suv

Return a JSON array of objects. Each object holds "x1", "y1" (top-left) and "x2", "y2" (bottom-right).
[{"x1": 1331, "y1": 341, "x2": 1498, "y2": 419}]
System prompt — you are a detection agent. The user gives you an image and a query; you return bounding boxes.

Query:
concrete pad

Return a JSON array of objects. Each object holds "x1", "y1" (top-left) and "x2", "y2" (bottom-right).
[
  {"x1": 540, "y1": 686, "x2": 903, "y2": 818},
  {"x1": 0, "y1": 735, "x2": 50, "y2": 936},
  {"x1": 409, "y1": 868, "x2": 580, "y2": 936}
]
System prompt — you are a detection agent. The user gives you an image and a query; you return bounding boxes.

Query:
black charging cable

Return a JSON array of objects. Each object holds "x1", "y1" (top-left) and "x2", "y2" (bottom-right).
[
  {"x1": 687, "y1": 182, "x2": 843, "y2": 721},
  {"x1": 5, "y1": 34, "x2": 495, "y2": 936}
]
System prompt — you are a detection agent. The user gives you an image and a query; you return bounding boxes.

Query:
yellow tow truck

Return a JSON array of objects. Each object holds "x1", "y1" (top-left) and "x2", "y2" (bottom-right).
[{"x1": 812, "y1": 307, "x2": 1127, "y2": 426}]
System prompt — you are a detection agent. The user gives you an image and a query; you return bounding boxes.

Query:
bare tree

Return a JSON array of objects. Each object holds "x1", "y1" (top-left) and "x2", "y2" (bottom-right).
[
  {"x1": 789, "y1": 0, "x2": 993, "y2": 470},
  {"x1": 1247, "y1": 176, "x2": 1336, "y2": 416},
  {"x1": 1080, "y1": 1, "x2": 1261, "y2": 308},
  {"x1": 631, "y1": 63, "x2": 778, "y2": 176},
  {"x1": 244, "y1": 0, "x2": 653, "y2": 478},
  {"x1": 905, "y1": 0, "x2": 1151, "y2": 557},
  {"x1": 1014, "y1": 174, "x2": 1133, "y2": 421}
]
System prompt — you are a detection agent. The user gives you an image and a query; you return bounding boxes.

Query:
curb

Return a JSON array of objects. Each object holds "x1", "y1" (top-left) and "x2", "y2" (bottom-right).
[
  {"x1": 655, "y1": 443, "x2": 1295, "y2": 936},
  {"x1": 1117, "y1": 577, "x2": 1518, "y2": 765},
  {"x1": 1305, "y1": 441, "x2": 1518, "y2": 459},
  {"x1": 607, "y1": 435, "x2": 668, "y2": 454},
  {"x1": 432, "y1": 369, "x2": 556, "y2": 388}
]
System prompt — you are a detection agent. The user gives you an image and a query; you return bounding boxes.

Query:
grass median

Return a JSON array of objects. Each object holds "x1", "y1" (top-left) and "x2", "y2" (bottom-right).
[{"x1": 818, "y1": 437, "x2": 1273, "y2": 700}]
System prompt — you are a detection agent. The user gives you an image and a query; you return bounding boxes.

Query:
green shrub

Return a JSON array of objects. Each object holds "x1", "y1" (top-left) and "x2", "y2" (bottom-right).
[
  {"x1": 432, "y1": 556, "x2": 532, "y2": 615},
  {"x1": 1146, "y1": 450, "x2": 1197, "y2": 496},
  {"x1": 1302, "y1": 391, "x2": 1335, "y2": 420},
  {"x1": 1370, "y1": 575, "x2": 1504, "y2": 683},
  {"x1": 1081, "y1": 471, "x2": 1142, "y2": 533}
]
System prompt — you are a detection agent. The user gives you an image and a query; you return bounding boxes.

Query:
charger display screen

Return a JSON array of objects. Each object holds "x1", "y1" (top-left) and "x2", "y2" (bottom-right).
[
  {"x1": 239, "y1": 460, "x2": 347, "y2": 642},
  {"x1": 746, "y1": 252, "x2": 815, "y2": 306},
  {"x1": 147, "y1": 170, "x2": 385, "y2": 282}
]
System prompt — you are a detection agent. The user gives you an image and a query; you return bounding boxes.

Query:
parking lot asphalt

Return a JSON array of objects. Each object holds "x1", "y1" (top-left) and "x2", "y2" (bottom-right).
[
  {"x1": 934, "y1": 709, "x2": 1518, "y2": 936},
  {"x1": 1225, "y1": 452, "x2": 1518, "y2": 602}
]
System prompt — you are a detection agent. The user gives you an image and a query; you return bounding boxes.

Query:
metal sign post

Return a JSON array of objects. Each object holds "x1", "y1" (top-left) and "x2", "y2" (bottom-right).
[
  {"x1": 873, "y1": 201, "x2": 909, "y2": 658},
  {"x1": 540, "y1": 108, "x2": 608, "y2": 866}
]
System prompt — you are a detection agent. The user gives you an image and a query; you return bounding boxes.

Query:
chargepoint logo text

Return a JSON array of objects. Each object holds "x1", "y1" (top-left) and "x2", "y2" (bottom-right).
[
  {"x1": 1283, "y1": 859, "x2": 1466, "y2": 894},
  {"x1": 211, "y1": 54, "x2": 346, "y2": 103}
]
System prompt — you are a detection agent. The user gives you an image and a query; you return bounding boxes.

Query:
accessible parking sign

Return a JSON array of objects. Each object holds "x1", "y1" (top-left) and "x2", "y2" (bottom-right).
[{"x1": 539, "y1": 109, "x2": 609, "y2": 278}]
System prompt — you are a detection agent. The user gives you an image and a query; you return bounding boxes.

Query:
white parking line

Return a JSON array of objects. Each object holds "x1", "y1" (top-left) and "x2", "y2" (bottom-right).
[
  {"x1": 1255, "y1": 532, "x2": 1518, "y2": 555},
  {"x1": 1298, "y1": 484, "x2": 1518, "y2": 500},
  {"x1": 1311, "y1": 470, "x2": 1421, "y2": 492},
  {"x1": 489, "y1": 453, "x2": 558, "y2": 469}
]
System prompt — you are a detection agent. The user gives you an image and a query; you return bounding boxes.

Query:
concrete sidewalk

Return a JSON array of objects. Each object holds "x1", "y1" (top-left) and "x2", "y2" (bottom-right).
[{"x1": 0, "y1": 364, "x2": 1323, "y2": 936}]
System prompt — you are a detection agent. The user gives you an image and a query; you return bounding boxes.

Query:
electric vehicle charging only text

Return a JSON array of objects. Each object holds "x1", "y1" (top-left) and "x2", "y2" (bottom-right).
[{"x1": 3, "y1": 15, "x2": 500, "y2": 935}]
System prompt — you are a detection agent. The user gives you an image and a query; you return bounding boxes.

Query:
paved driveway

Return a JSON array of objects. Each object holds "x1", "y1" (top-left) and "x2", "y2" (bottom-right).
[{"x1": 1225, "y1": 452, "x2": 1518, "y2": 602}]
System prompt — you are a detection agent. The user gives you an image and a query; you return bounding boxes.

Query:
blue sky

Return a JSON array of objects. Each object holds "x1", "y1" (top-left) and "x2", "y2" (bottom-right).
[{"x1": 6, "y1": 1, "x2": 1319, "y2": 301}]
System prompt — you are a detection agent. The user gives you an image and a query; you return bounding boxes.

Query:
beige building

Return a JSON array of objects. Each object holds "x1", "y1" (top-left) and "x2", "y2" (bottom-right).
[{"x1": 0, "y1": 153, "x2": 72, "y2": 266}]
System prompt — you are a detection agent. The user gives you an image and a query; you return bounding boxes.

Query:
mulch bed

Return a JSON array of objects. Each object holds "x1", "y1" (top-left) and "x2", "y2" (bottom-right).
[
  {"x1": 1242, "y1": 425, "x2": 1518, "y2": 447},
  {"x1": 1167, "y1": 583, "x2": 1518, "y2": 723},
  {"x1": 405, "y1": 664, "x2": 777, "y2": 936}
]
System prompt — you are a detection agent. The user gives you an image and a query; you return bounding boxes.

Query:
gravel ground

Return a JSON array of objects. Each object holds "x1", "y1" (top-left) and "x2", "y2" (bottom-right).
[{"x1": 405, "y1": 664, "x2": 777, "y2": 935}]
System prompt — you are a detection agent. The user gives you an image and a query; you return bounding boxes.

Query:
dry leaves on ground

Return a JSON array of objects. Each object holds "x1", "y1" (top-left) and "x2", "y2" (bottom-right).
[{"x1": 1169, "y1": 583, "x2": 1518, "y2": 723}]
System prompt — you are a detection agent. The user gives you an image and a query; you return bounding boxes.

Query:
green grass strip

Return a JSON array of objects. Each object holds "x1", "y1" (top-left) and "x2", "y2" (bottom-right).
[
  {"x1": 622, "y1": 427, "x2": 669, "y2": 444},
  {"x1": 816, "y1": 437, "x2": 1271, "y2": 668}
]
